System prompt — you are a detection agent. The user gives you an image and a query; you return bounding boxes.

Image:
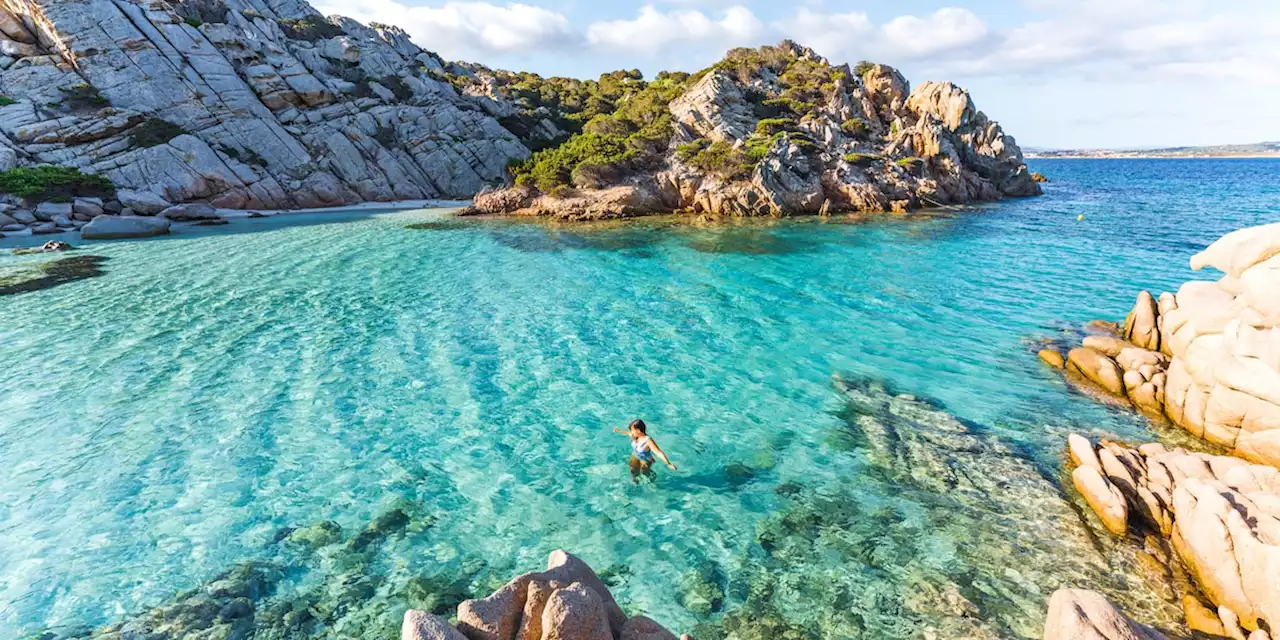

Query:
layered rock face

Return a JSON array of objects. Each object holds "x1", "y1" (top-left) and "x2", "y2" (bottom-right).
[
  {"x1": 465, "y1": 42, "x2": 1041, "y2": 220},
  {"x1": 1043, "y1": 222, "x2": 1280, "y2": 464},
  {"x1": 0, "y1": 0, "x2": 527, "y2": 214},
  {"x1": 1066, "y1": 434, "x2": 1280, "y2": 640}
]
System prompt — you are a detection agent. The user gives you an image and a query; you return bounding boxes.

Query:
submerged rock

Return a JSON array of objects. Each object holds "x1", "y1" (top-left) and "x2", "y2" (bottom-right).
[
  {"x1": 12, "y1": 240, "x2": 72, "y2": 254},
  {"x1": 0, "y1": 255, "x2": 107, "y2": 295},
  {"x1": 705, "y1": 376, "x2": 1184, "y2": 639}
]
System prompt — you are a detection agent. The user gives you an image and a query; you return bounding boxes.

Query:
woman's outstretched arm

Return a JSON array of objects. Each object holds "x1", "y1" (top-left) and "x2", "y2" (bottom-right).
[{"x1": 648, "y1": 439, "x2": 677, "y2": 470}]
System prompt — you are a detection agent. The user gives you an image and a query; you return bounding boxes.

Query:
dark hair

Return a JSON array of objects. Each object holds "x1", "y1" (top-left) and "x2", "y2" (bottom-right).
[{"x1": 629, "y1": 419, "x2": 647, "y2": 434}]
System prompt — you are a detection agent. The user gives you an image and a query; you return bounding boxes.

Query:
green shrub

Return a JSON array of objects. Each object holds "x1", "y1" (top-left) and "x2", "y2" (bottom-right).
[
  {"x1": 684, "y1": 140, "x2": 752, "y2": 180},
  {"x1": 895, "y1": 157, "x2": 925, "y2": 174},
  {"x1": 131, "y1": 118, "x2": 187, "y2": 148},
  {"x1": 511, "y1": 74, "x2": 688, "y2": 191},
  {"x1": 278, "y1": 17, "x2": 343, "y2": 41},
  {"x1": 853, "y1": 61, "x2": 875, "y2": 77},
  {"x1": 0, "y1": 166, "x2": 115, "y2": 201},
  {"x1": 843, "y1": 153, "x2": 879, "y2": 166},
  {"x1": 183, "y1": 16, "x2": 202, "y2": 28},
  {"x1": 743, "y1": 134, "x2": 777, "y2": 164},
  {"x1": 0, "y1": 96, "x2": 15, "y2": 107},
  {"x1": 840, "y1": 118, "x2": 869, "y2": 136},
  {"x1": 676, "y1": 138, "x2": 711, "y2": 163},
  {"x1": 755, "y1": 118, "x2": 792, "y2": 136}
]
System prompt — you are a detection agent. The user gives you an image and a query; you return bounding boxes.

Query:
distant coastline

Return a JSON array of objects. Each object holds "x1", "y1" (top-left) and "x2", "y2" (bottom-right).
[{"x1": 1026, "y1": 141, "x2": 1280, "y2": 160}]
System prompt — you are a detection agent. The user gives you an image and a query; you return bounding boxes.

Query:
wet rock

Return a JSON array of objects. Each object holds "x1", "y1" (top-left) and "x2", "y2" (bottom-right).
[
  {"x1": 31, "y1": 221, "x2": 58, "y2": 234},
  {"x1": 1082, "y1": 335, "x2": 1130, "y2": 359},
  {"x1": 1067, "y1": 347, "x2": 1126, "y2": 396},
  {"x1": 11, "y1": 209, "x2": 35, "y2": 224},
  {"x1": 81, "y1": 215, "x2": 170, "y2": 239},
  {"x1": 12, "y1": 240, "x2": 71, "y2": 254},
  {"x1": 1039, "y1": 348, "x2": 1065, "y2": 369},
  {"x1": 285, "y1": 520, "x2": 343, "y2": 549},
  {"x1": 348, "y1": 505, "x2": 415, "y2": 551},
  {"x1": 1043, "y1": 589, "x2": 1167, "y2": 640},
  {"x1": 678, "y1": 563, "x2": 725, "y2": 616},
  {"x1": 1072, "y1": 465, "x2": 1128, "y2": 535}
]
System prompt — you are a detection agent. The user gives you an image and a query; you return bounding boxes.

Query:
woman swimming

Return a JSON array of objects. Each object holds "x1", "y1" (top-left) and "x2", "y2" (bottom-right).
[{"x1": 613, "y1": 419, "x2": 676, "y2": 482}]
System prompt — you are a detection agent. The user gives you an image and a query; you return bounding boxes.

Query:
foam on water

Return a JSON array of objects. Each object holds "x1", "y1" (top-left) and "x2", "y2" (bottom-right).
[{"x1": 1, "y1": 159, "x2": 1278, "y2": 637}]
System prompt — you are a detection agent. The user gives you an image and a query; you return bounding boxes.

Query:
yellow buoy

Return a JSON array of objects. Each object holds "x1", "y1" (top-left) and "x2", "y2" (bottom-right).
[{"x1": 1077, "y1": 215, "x2": 1084, "y2": 221}]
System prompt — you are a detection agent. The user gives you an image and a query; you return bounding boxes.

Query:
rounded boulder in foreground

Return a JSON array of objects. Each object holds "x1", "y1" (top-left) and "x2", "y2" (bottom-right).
[{"x1": 81, "y1": 215, "x2": 171, "y2": 240}]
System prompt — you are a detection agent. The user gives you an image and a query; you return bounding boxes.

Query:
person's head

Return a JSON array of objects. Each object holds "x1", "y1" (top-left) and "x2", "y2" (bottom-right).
[{"x1": 628, "y1": 419, "x2": 647, "y2": 437}]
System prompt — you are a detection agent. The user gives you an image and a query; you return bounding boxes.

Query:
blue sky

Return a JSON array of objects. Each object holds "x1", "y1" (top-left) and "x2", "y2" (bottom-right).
[{"x1": 316, "y1": 0, "x2": 1280, "y2": 149}]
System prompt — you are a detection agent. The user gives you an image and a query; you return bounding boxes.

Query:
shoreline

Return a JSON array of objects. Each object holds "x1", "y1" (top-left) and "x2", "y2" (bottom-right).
[
  {"x1": 1027, "y1": 154, "x2": 1280, "y2": 160},
  {"x1": 0, "y1": 200, "x2": 469, "y2": 250}
]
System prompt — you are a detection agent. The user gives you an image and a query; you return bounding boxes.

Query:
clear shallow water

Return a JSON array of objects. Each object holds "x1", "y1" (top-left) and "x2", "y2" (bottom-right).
[{"x1": 1, "y1": 159, "x2": 1277, "y2": 638}]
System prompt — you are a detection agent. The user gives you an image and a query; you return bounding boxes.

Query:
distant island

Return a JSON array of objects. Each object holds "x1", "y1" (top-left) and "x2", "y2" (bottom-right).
[{"x1": 1026, "y1": 142, "x2": 1280, "y2": 159}]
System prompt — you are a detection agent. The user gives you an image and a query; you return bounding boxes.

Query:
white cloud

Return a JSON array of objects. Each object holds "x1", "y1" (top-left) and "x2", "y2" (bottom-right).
[
  {"x1": 320, "y1": 0, "x2": 1280, "y2": 88},
  {"x1": 585, "y1": 5, "x2": 764, "y2": 55},
  {"x1": 771, "y1": 7, "x2": 988, "y2": 65},
  {"x1": 880, "y1": 8, "x2": 988, "y2": 59},
  {"x1": 314, "y1": 0, "x2": 578, "y2": 58}
]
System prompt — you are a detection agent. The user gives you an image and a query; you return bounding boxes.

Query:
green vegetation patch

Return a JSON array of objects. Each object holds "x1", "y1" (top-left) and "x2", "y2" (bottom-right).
[
  {"x1": 278, "y1": 17, "x2": 343, "y2": 41},
  {"x1": 841, "y1": 118, "x2": 869, "y2": 136},
  {"x1": 0, "y1": 165, "x2": 115, "y2": 201},
  {"x1": 510, "y1": 73, "x2": 689, "y2": 191},
  {"x1": 131, "y1": 118, "x2": 188, "y2": 148},
  {"x1": 843, "y1": 153, "x2": 879, "y2": 167},
  {"x1": 0, "y1": 96, "x2": 15, "y2": 107},
  {"x1": 683, "y1": 140, "x2": 753, "y2": 180},
  {"x1": 895, "y1": 156, "x2": 924, "y2": 168}
]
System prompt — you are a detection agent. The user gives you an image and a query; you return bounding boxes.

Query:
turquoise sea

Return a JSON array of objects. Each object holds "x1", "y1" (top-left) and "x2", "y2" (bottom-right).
[{"x1": 1, "y1": 159, "x2": 1278, "y2": 639}]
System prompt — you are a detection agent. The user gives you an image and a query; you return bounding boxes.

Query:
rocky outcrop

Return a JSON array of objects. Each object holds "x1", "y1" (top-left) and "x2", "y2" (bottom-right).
[
  {"x1": 1042, "y1": 589, "x2": 1167, "y2": 640},
  {"x1": 1043, "y1": 222, "x2": 1280, "y2": 465},
  {"x1": 403, "y1": 550, "x2": 680, "y2": 640},
  {"x1": 465, "y1": 42, "x2": 1040, "y2": 221},
  {"x1": 0, "y1": 0, "x2": 528, "y2": 218},
  {"x1": 1066, "y1": 434, "x2": 1280, "y2": 638}
]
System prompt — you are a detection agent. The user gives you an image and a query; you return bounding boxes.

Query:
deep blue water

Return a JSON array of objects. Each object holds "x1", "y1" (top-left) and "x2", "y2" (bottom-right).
[{"x1": 0, "y1": 159, "x2": 1277, "y2": 638}]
